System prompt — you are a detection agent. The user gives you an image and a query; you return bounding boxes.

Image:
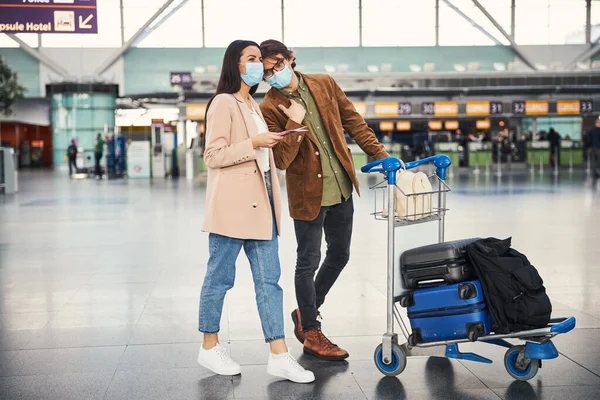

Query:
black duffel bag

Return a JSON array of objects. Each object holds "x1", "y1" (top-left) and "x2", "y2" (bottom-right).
[{"x1": 466, "y1": 237, "x2": 552, "y2": 334}]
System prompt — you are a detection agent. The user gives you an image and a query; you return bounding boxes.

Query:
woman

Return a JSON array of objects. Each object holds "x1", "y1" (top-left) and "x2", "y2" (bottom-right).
[{"x1": 197, "y1": 40, "x2": 314, "y2": 384}]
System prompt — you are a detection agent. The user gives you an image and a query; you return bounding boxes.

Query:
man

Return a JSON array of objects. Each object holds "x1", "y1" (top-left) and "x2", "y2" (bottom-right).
[
  {"x1": 67, "y1": 139, "x2": 78, "y2": 176},
  {"x1": 259, "y1": 40, "x2": 389, "y2": 361},
  {"x1": 588, "y1": 118, "x2": 600, "y2": 179},
  {"x1": 548, "y1": 128, "x2": 561, "y2": 169},
  {"x1": 94, "y1": 133, "x2": 105, "y2": 179}
]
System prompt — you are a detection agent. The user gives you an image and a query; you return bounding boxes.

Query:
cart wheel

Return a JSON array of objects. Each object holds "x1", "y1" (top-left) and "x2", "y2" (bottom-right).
[
  {"x1": 399, "y1": 296, "x2": 410, "y2": 308},
  {"x1": 408, "y1": 333, "x2": 419, "y2": 347},
  {"x1": 467, "y1": 325, "x2": 482, "y2": 342},
  {"x1": 468, "y1": 329, "x2": 479, "y2": 342},
  {"x1": 504, "y1": 345, "x2": 540, "y2": 381},
  {"x1": 374, "y1": 343, "x2": 407, "y2": 377}
]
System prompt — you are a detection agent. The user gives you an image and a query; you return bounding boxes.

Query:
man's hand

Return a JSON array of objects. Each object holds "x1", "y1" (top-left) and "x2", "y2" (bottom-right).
[{"x1": 278, "y1": 100, "x2": 305, "y2": 125}]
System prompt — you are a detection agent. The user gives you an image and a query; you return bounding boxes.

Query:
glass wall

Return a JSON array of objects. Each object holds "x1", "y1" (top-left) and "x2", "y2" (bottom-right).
[
  {"x1": 51, "y1": 93, "x2": 116, "y2": 165},
  {"x1": 521, "y1": 117, "x2": 583, "y2": 140}
]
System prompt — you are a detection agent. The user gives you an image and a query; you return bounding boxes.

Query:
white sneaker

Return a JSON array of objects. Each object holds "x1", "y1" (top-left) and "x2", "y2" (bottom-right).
[
  {"x1": 267, "y1": 351, "x2": 315, "y2": 383},
  {"x1": 197, "y1": 344, "x2": 241, "y2": 376}
]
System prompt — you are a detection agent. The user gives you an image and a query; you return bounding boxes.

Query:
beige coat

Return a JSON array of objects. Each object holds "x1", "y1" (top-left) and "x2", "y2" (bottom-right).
[{"x1": 202, "y1": 93, "x2": 282, "y2": 240}]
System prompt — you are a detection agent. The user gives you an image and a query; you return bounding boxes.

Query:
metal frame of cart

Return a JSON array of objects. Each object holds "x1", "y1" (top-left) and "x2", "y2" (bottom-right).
[{"x1": 361, "y1": 155, "x2": 576, "y2": 381}]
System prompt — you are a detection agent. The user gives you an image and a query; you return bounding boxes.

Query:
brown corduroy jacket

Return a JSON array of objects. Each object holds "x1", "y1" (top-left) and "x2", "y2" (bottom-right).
[{"x1": 260, "y1": 73, "x2": 389, "y2": 221}]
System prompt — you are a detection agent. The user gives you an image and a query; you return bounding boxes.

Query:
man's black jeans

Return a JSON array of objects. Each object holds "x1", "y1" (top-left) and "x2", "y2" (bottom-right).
[
  {"x1": 94, "y1": 153, "x2": 102, "y2": 176},
  {"x1": 68, "y1": 156, "x2": 77, "y2": 175},
  {"x1": 293, "y1": 197, "x2": 353, "y2": 332}
]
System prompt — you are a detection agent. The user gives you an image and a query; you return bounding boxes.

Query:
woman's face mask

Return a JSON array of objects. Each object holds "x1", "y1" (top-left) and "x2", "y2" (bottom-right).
[{"x1": 240, "y1": 62, "x2": 264, "y2": 87}]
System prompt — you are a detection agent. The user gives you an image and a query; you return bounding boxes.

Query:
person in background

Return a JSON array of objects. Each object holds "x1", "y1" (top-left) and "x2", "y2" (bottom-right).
[
  {"x1": 197, "y1": 39, "x2": 314, "y2": 384},
  {"x1": 94, "y1": 133, "x2": 105, "y2": 179},
  {"x1": 588, "y1": 118, "x2": 600, "y2": 180},
  {"x1": 259, "y1": 39, "x2": 389, "y2": 361},
  {"x1": 548, "y1": 128, "x2": 561, "y2": 168},
  {"x1": 67, "y1": 139, "x2": 78, "y2": 176}
]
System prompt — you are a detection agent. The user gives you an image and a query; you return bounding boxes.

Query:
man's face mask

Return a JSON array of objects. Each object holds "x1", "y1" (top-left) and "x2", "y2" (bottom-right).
[{"x1": 266, "y1": 63, "x2": 293, "y2": 89}]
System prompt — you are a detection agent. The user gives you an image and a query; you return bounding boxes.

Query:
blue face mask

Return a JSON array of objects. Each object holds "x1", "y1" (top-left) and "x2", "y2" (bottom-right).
[
  {"x1": 266, "y1": 65, "x2": 293, "y2": 89},
  {"x1": 240, "y1": 62, "x2": 263, "y2": 87}
]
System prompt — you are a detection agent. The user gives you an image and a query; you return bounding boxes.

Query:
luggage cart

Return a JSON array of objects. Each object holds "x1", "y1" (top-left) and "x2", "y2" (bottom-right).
[{"x1": 361, "y1": 155, "x2": 576, "y2": 381}]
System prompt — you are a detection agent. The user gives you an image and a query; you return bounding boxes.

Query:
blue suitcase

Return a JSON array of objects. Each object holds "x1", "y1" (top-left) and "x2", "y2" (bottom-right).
[{"x1": 407, "y1": 280, "x2": 492, "y2": 344}]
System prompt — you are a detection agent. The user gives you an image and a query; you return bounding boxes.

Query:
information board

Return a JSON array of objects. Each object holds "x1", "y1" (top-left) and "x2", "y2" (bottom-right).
[
  {"x1": 396, "y1": 121, "x2": 411, "y2": 131},
  {"x1": 374, "y1": 102, "x2": 399, "y2": 117},
  {"x1": 352, "y1": 101, "x2": 367, "y2": 116},
  {"x1": 186, "y1": 104, "x2": 207, "y2": 120},
  {"x1": 512, "y1": 100, "x2": 548, "y2": 116},
  {"x1": 127, "y1": 141, "x2": 151, "y2": 179},
  {"x1": 170, "y1": 72, "x2": 193, "y2": 87},
  {"x1": 466, "y1": 101, "x2": 503, "y2": 116},
  {"x1": 379, "y1": 121, "x2": 394, "y2": 131},
  {"x1": 422, "y1": 102, "x2": 459, "y2": 117},
  {"x1": 555, "y1": 99, "x2": 593, "y2": 115},
  {"x1": 0, "y1": 0, "x2": 98, "y2": 34}
]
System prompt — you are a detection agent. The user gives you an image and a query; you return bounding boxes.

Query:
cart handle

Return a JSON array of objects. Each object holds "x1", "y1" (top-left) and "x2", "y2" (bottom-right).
[{"x1": 361, "y1": 154, "x2": 452, "y2": 182}]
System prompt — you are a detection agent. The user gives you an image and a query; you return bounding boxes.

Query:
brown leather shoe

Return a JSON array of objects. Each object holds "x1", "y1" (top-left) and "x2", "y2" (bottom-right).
[
  {"x1": 303, "y1": 328, "x2": 349, "y2": 361},
  {"x1": 291, "y1": 309, "x2": 305, "y2": 344}
]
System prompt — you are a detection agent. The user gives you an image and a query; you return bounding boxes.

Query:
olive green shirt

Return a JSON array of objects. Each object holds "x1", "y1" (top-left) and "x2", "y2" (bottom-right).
[{"x1": 281, "y1": 75, "x2": 353, "y2": 206}]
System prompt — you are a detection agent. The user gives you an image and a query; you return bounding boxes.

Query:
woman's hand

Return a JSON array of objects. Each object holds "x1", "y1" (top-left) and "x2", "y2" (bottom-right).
[{"x1": 252, "y1": 132, "x2": 284, "y2": 149}]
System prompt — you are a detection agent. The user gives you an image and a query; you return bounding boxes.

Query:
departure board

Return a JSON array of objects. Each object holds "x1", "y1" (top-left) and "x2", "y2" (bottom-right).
[
  {"x1": 525, "y1": 100, "x2": 549, "y2": 115},
  {"x1": 352, "y1": 101, "x2": 367, "y2": 116},
  {"x1": 374, "y1": 102, "x2": 399, "y2": 117},
  {"x1": 434, "y1": 101, "x2": 459, "y2": 116},
  {"x1": 512, "y1": 100, "x2": 548, "y2": 115},
  {"x1": 422, "y1": 102, "x2": 458, "y2": 116},
  {"x1": 466, "y1": 101, "x2": 503, "y2": 116}
]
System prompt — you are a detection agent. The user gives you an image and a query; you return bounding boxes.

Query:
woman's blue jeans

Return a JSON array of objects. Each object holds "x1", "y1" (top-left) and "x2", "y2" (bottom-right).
[{"x1": 199, "y1": 176, "x2": 284, "y2": 343}]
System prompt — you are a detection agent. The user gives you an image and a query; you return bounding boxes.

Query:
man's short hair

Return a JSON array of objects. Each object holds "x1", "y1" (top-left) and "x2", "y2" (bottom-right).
[{"x1": 260, "y1": 39, "x2": 296, "y2": 69}]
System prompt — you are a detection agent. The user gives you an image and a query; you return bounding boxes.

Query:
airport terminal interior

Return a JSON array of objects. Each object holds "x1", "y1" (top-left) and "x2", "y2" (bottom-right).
[{"x1": 2, "y1": 1, "x2": 600, "y2": 399}]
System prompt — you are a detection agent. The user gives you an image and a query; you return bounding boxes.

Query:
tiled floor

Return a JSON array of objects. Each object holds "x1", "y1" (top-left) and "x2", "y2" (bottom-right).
[{"x1": 1, "y1": 168, "x2": 599, "y2": 400}]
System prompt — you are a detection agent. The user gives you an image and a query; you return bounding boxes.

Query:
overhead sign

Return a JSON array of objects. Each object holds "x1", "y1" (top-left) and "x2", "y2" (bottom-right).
[
  {"x1": 186, "y1": 104, "x2": 207, "y2": 120},
  {"x1": 428, "y1": 120, "x2": 442, "y2": 130},
  {"x1": 580, "y1": 100, "x2": 593, "y2": 114},
  {"x1": 422, "y1": 102, "x2": 459, "y2": 117},
  {"x1": 398, "y1": 102, "x2": 412, "y2": 115},
  {"x1": 525, "y1": 100, "x2": 549, "y2": 116},
  {"x1": 352, "y1": 101, "x2": 366, "y2": 116},
  {"x1": 396, "y1": 121, "x2": 411, "y2": 131},
  {"x1": 0, "y1": 0, "x2": 98, "y2": 34},
  {"x1": 374, "y1": 102, "x2": 398, "y2": 117},
  {"x1": 513, "y1": 100, "x2": 548, "y2": 116},
  {"x1": 445, "y1": 120, "x2": 459, "y2": 130},
  {"x1": 170, "y1": 72, "x2": 193, "y2": 87},
  {"x1": 466, "y1": 101, "x2": 504, "y2": 116},
  {"x1": 556, "y1": 100, "x2": 580, "y2": 115},
  {"x1": 476, "y1": 119, "x2": 491, "y2": 130},
  {"x1": 379, "y1": 121, "x2": 394, "y2": 131},
  {"x1": 466, "y1": 101, "x2": 490, "y2": 116}
]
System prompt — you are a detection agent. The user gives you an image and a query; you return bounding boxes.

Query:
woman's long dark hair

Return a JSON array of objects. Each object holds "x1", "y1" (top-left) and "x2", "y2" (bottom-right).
[{"x1": 204, "y1": 40, "x2": 260, "y2": 120}]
